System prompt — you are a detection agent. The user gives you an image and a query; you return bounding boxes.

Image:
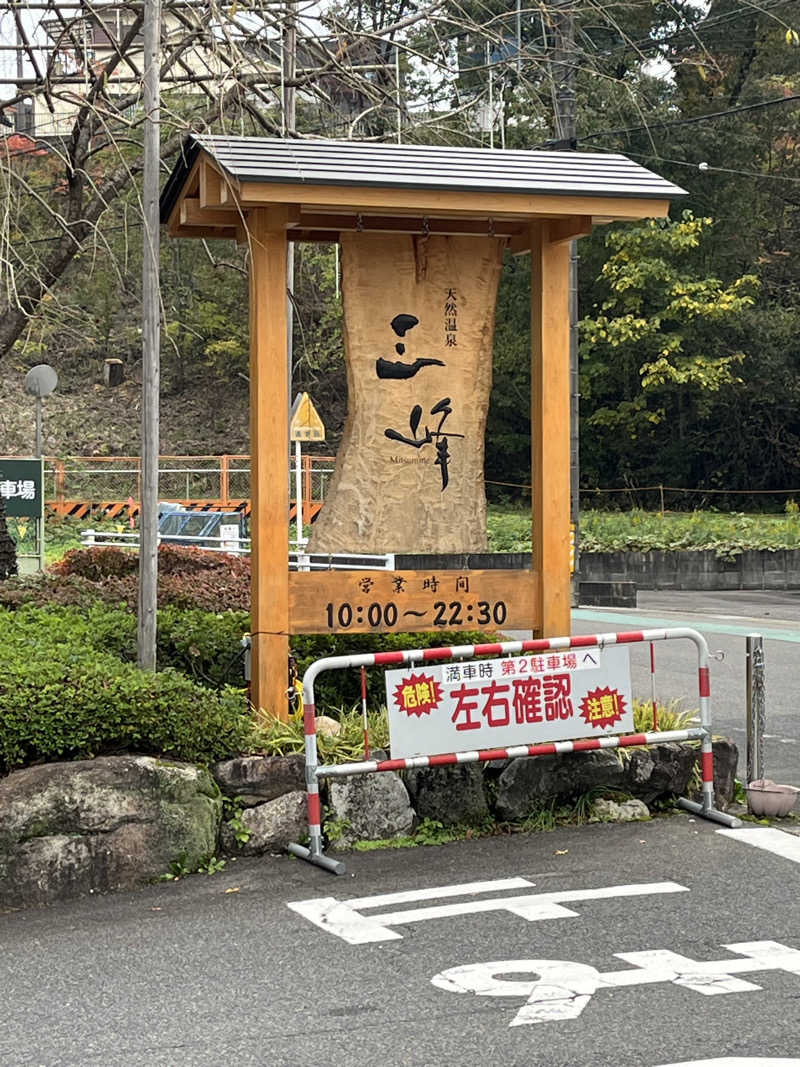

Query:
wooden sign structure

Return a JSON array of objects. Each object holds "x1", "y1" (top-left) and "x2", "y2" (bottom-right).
[{"x1": 160, "y1": 137, "x2": 686, "y2": 719}]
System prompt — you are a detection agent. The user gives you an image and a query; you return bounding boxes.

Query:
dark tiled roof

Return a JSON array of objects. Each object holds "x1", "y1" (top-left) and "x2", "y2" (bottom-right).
[{"x1": 160, "y1": 134, "x2": 687, "y2": 222}]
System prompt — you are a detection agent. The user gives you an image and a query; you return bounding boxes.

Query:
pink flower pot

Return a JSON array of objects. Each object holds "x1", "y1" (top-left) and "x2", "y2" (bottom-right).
[{"x1": 746, "y1": 780, "x2": 800, "y2": 818}]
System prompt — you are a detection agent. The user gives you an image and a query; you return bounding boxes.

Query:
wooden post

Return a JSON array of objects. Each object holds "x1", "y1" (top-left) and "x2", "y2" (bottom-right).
[
  {"x1": 530, "y1": 221, "x2": 572, "y2": 637},
  {"x1": 248, "y1": 208, "x2": 290, "y2": 722}
]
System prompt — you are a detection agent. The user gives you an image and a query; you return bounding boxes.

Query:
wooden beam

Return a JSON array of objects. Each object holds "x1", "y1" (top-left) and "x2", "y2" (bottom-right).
[
  {"x1": 166, "y1": 157, "x2": 201, "y2": 236},
  {"x1": 248, "y1": 207, "x2": 290, "y2": 722},
  {"x1": 199, "y1": 159, "x2": 224, "y2": 209},
  {"x1": 547, "y1": 216, "x2": 593, "y2": 245},
  {"x1": 180, "y1": 198, "x2": 240, "y2": 228},
  {"x1": 220, "y1": 177, "x2": 242, "y2": 208},
  {"x1": 289, "y1": 569, "x2": 540, "y2": 634},
  {"x1": 235, "y1": 180, "x2": 672, "y2": 222},
  {"x1": 296, "y1": 213, "x2": 524, "y2": 237},
  {"x1": 283, "y1": 205, "x2": 304, "y2": 227},
  {"x1": 530, "y1": 221, "x2": 571, "y2": 638},
  {"x1": 170, "y1": 225, "x2": 239, "y2": 240},
  {"x1": 289, "y1": 230, "x2": 340, "y2": 244}
]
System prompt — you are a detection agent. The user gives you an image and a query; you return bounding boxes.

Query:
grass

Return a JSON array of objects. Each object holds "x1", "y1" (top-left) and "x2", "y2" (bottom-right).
[
  {"x1": 256, "y1": 699, "x2": 696, "y2": 763},
  {"x1": 8, "y1": 515, "x2": 127, "y2": 566},
  {"x1": 14, "y1": 507, "x2": 800, "y2": 570},
  {"x1": 488, "y1": 506, "x2": 800, "y2": 556}
]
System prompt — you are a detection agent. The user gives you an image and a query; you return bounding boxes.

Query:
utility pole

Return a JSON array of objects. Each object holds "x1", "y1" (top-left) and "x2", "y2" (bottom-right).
[
  {"x1": 138, "y1": 0, "x2": 161, "y2": 669},
  {"x1": 283, "y1": 0, "x2": 296, "y2": 413},
  {"x1": 551, "y1": 0, "x2": 579, "y2": 606}
]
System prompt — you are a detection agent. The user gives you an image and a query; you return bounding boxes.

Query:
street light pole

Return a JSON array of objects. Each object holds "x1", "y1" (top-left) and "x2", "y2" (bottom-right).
[{"x1": 138, "y1": 0, "x2": 161, "y2": 669}]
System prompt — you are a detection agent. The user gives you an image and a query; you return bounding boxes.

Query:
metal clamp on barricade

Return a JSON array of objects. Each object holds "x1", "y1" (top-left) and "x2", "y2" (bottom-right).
[{"x1": 288, "y1": 627, "x2": 742, "y2": 875}]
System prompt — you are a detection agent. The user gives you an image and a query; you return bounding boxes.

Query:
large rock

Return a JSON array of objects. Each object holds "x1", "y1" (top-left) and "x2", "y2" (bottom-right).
[
  {"x1": 219, "y1": 791, "x2": 307, "y2": 855},
  {"x1": 494, "y1": 750, "x2": 624, "y2": 821},
  {"x1": 621, "y1": 743, "x2": 697, "y2": 804},
  {"x1": 403, "y1": 764, "x2": 489, "y2": 826},
  {"x1": 327, "y1": 772, "x2": 414, "y2": 849},
  {"x1": 212, "y1": 754, "x2": 305, "y2": 807},
  {"x1": 593, "y1": 798, "x2": 650, "y2": 822},
  {"x1": 0, "y1": 756, "x2": 222, "y2": 909},
  {"x1": 689, "y1": 738, "x2": 738, "y2": 809}
]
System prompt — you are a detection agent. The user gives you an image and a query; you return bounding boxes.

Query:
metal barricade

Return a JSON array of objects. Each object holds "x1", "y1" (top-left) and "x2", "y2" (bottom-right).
[{"x1": 288, "y1": 626, "x2": 742, "y2": 875}]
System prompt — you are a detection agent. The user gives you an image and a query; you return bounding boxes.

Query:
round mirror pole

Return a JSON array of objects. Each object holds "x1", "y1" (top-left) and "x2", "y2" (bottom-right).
[{"x1": 23, "y1": 364, "x2": 58, "y2": 572}]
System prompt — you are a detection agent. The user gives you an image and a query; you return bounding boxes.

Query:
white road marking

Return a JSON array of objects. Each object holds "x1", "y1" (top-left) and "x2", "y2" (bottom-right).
[
  {"x1": 657, "y1": 1060, "x2": 800, "y2": 1066},
  {"x1": 730, "y1": 725, "x2": 798, "y2": 745},
  {"x1": 431, "y1": 941, "x2": 800, "y2": 1026},
  {"x1": 348, "y1": 876, "x2": 533, "y2": 910},
  {"x1": 718, "y1": 827, "x2": 800, "y2": 863},
  {"x1": 287, "y1": 879, "x2": 688, "y2": 944}
]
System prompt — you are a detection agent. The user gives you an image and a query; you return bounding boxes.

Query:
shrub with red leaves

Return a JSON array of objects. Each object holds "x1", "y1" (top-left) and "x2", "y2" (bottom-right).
[
  {"x1": 53, "y1": 546, "x2": 139, "y2": 581},
  {"x1": 8, "y1": 546, "x2": 252, "y2": 612}
]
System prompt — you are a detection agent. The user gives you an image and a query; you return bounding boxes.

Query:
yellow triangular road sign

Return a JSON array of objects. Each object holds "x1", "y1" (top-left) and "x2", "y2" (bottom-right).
[{"x1": 290, "y1": 392, "x2": 325, "y2": 442}]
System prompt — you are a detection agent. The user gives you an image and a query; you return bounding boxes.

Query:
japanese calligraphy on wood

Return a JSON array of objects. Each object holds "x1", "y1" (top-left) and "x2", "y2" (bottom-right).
[
  {"x1": 307, "y1": 233, "x2": 505, "y2": 555},
  {"x1": 289, "y1": 568, "x2": 539, "y2": 635}
]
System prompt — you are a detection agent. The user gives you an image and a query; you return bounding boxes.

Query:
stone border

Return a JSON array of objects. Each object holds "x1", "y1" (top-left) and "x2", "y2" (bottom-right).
[
  {"x1": 397, "y1": 549, "x2": 800, "y2": 592},
  {"x1": 0, "y1": 741, "x2": 739, "y2": 910},
  {"x1": 580, "y1": 549, "x2": 800, "y2": 592}
]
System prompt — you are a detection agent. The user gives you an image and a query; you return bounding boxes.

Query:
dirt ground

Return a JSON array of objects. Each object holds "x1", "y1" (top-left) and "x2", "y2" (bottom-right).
[{"x1": 1, "y1": 363, "x2": 251, "y2": 458}]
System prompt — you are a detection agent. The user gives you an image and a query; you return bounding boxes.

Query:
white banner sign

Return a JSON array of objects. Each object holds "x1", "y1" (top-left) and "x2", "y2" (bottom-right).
[{"x1": 385, "y1": 645, "x2": 633, "y2": 759}]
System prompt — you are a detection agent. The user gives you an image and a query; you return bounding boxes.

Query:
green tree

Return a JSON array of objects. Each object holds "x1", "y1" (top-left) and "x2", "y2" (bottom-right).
[{"x1": 580, "y1": 212, "x2": 758, "y2": 485}]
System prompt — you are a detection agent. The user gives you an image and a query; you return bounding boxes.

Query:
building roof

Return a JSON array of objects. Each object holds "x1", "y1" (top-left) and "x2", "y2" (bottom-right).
[{"x1": 159, "y1": 134, "x2": 687, "y2": 223}]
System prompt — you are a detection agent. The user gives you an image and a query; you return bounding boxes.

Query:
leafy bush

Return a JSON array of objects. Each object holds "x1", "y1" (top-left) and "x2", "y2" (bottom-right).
[
  {"x1": 52, "y1": 545, "x2": 140, "y2": 580},
  {"x1": 260, "y1": 706, "x2": 390, "y2": 763},
  {"x1": 0, "y1": 606, "x2": 257, "y2": 773},
  {"x1": 0, "y1": 602, "x2": 249, "y2": 689},
  {"x1": 291, "y1": 629, "x2": 504, "y2": 710},
  {"x1": 158, "y1": 607, "x2": 249, "y2": 686},
  {"x1": 0, "y1": 572, "x2": 125, "y2": 611}
]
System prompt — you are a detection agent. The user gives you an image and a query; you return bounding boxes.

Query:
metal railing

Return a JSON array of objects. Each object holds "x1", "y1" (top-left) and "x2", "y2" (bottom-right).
[
  {"x1": 44, "y1": 454, "x2": 336, "y2": 512},
  {"x1": 81, "y1": 528, "x2": 394, "y2": 571},
  {"x1": 82, "y1": 528, "x2": 250, "y2": 555}
]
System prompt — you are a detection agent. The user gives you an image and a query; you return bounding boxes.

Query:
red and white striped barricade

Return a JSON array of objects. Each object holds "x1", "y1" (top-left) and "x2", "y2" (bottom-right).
[{"x1": 288, "y1": 627, "x2": 741, "y2": 875}]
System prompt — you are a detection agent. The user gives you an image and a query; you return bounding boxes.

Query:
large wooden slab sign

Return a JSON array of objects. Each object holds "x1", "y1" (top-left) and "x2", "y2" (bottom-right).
[
  {"x1": 307, "y1": 233, "x2": 505, "y2": 555},
  {"x1": 289, "y1": 569, "x2": 540, "y2": 635}
]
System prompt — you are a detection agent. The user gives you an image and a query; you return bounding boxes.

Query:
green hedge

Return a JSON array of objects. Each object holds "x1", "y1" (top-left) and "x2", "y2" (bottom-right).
[
  {"x1": 0, "y1": 606, "x2": 256, "y2": 772},
  {"x1": 290, "y1": 630, "x2": 503, "y2": 710},
  {"x1": 0, "y1": 598, "x2": 503, "y2": 775},
  {"x1": 2, "y1": 602, "x2": 501, "y2": 708}
]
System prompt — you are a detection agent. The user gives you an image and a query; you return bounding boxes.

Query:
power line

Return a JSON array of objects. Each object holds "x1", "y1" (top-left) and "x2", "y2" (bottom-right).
[
  {"x1": 533, "y1": 91, "x2": 800, "y2": 150},
  {"x1": 614, "y1": 148, "x2": 800, "y2": 185},
  {"x1": 565, "y1": 94, "x2": 800, "y2": 148}
]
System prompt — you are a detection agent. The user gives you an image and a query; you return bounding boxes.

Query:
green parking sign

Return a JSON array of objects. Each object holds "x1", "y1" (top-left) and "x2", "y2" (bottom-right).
[{"x1": 0, "y1": 458, "x2": 44, "y2": 519}]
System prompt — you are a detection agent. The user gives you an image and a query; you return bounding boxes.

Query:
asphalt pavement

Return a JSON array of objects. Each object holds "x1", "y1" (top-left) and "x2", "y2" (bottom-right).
[{"x1": 2, "y1": 816, "x2": 800, "y2": 1066}]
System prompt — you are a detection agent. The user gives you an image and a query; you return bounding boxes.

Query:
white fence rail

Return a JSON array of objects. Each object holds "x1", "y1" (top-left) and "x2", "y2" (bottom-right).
[{"x1": 81, "y1": 529, "x2": 395, "y2": 571}]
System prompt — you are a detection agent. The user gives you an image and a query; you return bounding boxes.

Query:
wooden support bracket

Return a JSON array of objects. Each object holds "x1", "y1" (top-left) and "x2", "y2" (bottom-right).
[{"x1": 547, "y1": 216, "x2": 593, "y2": 245}]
